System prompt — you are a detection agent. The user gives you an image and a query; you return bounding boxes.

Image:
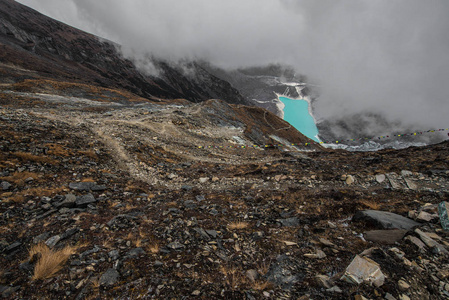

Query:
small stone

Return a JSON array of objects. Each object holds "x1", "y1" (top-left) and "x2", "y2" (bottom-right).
[
  {"x1": 385, "y1": 293, "x2": 397, "y2": 300},
  {"x1": 415, "y1": 229, "x2": 448, "y2": 255},
  {"x1": 399, "y1": 295, "x2": 411, "y2": 300},
  {"x1": 319, "y1": 238, "x2": 336, "y2": 247},
  {"x1": 75, "y1": 193, "x2": 97, "y2": 207},
  {"x1": 45, "y1": 235, "x2": 61, "y2": 248},
  {"x1": 405, "y1": 235, "x2": 426, "y2": 251},
  {"x1": 398, "y1": 279, "x2": 410, "y2": 291},
  {"x1": 4, "y1": 241, "x2": 22, "y2": 253},
  {"x1": 315, "y1": 274, "x2": 332, "y2": 289},
  {"x1": 437, "y1": 270, "x2": 449, "y2": 280},
  {"x1": 99, "y1": 268, "x2": 120, "y2": 287},
  {"x1": 326, "y1": 286, "x2": 342, "y2": 293},
  {"x1": 108, "y1": 249, "x2": 120, "y2": 260},
  {"x1": 278, "y1": 217, "x2": 299, "y2": 227},
  {"x1": 304, "y1": 249, "x2": 326, "y2": 259},
  {"x1": 69, "y1": 182, "x2": 95, "y2": 191},
  {"x1": 1, "y1": 181, "x2": 11, "y2": 191},
  {"x1": 199, "y1": 177, "x2": 209, "y2": 183},
  {"x1": 354, "y1": 295, "x2": 369, "y2": 300},
  {"x1": 191, "y1": 290, "x2": 201, "y2": 296},
  {"x1": 55, "y1": 194, "x2": 77, "y2": 208},
  {"x1": 154, "y1": 261, "x2": 164, "y2": 267},
  {"x1": 416, "y1": 211, "x2": 438, "y2": 222},
  {"x1": 346, "y1": 175, "x2": 355, "y2": 185},
  {"x1": 274, "y1": 175, "x2": 283, "y2": 182},
  {"x1": 125, "y1": 247, "x2": 145, "y2": 258},
  {"x1": 401, "y1": 170, "x2": 413, "y2": 177},
  {"x1": 167, "y1": 241, "x2": 185, "y2": 250},
  {"x1": 376, "y1": 174, "x2": 386, "y2": 183},
  {"x1": 206, "y1": 230, "x2": 218, "y2": 238}
]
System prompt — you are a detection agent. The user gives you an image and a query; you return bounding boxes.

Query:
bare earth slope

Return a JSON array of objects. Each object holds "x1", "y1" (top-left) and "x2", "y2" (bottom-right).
[{"x1": 0, "y1": 91, "x2": 449, "y2": 299}]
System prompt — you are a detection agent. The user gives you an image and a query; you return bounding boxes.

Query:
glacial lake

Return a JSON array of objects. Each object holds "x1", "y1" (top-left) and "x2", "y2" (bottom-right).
[{"x1": 279, "y1": 96, "x2": 320, "y2": 142}]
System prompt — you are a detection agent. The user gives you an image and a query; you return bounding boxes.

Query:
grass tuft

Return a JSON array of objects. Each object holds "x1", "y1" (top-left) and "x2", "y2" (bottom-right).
[
  {"x1": 227, "y1": 221, "x2": 249, "y2": 230},
  {"x1": 29, "y1": 243, "x2": 79, "y2": 280}
]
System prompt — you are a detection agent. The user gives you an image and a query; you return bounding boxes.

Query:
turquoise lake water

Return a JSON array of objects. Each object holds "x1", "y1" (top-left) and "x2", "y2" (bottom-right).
[{"x1": 279, "y1": 97, "x2": 320, "y2": 142}]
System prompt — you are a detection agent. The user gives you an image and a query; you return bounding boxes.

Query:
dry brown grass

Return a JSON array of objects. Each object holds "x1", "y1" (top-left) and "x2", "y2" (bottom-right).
[
  {"x1": 12, "y1": 152, "x2": 58, "y2": 165},
  {"x1": 147, "y1": 241, "x2": 160, "y2": 254},
  {"x1": 251, "y1": 280, "x2": 273, "y2": 291},
  {"x1": 360, "y1": 200, "x2": 381, "y2": 210},
  {"x1": 45, "y1": 143, "x2": 73, "y2": 157},
  {"x1": 78, "y1": 150, "x2": 98, "y2": 160},
  {"x1": 219, "y1": 266, "x2": 245, "y2": 290},
  {"x1": 0, "y1": 171, "x2": 39, "y2": 186},
  {"x1": 1, "y1": 186, "x2": 64, "y2": 204},
  {"x1": 227, "y1": 221, "x2": 250, "y2": 230},
  {"x1": 29, "y1": 243, "x2": 80, "y2": 280}
]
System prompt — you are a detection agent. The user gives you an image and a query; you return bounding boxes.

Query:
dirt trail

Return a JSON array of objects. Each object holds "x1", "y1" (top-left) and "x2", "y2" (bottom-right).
[{"x1": 28, "y1": 103, "x2": 288, "y2": 188}]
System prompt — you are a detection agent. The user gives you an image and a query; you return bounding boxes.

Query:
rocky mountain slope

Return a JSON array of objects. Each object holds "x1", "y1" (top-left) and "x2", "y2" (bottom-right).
[
  {"x1": 0, "y1": 0, "x2": 247, "y2": 105},
  {"x1": 1, "y1": 86, "x2": 449, "y2": 299}
]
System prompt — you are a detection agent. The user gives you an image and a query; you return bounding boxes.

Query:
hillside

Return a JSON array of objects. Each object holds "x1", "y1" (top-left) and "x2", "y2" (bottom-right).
[
  {"x1": 0, "y1": 0, "x2": 247, "y2": 105},
  {"x1": 0, "y1": 87, "x2": 449, "y2": 299}
]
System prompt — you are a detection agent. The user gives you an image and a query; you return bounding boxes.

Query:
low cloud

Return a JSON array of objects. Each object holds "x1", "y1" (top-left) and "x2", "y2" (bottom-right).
[{"x1": 17, "y1": 0, "x2": 449, "y2": 130}]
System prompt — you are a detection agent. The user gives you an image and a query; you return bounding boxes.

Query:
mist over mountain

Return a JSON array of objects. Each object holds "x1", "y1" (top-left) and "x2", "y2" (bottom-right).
[{"x1": 16, "y1": 0, "x2": 449, "y2": 138}]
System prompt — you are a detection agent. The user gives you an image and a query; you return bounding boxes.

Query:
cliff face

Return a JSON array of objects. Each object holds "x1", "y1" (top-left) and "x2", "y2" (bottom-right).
[{"x1": 0, "y1": 0, "x2": 247, "y2": 104}]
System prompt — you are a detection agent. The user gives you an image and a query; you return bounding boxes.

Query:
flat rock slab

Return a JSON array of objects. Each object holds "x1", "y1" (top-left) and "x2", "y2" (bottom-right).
[
  {"x1": 99, "y1": 268, "x2": 119, "y2": 287},
  {"x1": 364, "y1": 230, "x2": 408, "y2": 244},
  {"x1": 353, "y1": 210, "x2": 420, "y2": 230}
]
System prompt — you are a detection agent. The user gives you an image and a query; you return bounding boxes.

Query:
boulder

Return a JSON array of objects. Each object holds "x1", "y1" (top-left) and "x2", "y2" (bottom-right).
[
  {"x1": 364, "y1": 229, "x2": 407, "y2": 244},
  {"x1": 353, "y1": 210, "x2": 420, "y2": 230}
]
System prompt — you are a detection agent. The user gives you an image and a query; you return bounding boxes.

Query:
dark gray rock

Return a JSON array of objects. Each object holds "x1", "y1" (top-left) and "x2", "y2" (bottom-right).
[
  {"x1": 55, "y1": 194, "x2": 76, "y2": 209},
  {"x1": 193, "y1": 227, "x2": 210, "y2": 240},
  {"x1": 1, "y1": 286, "x2": 20, "y2": 298},
  {"x1": 154, "y1": 261, "x2": 164, "y2": 267},
  {"x1": 33, "y1": 232, "x2": 51, "y2": 244},
  {"x1": 69, "y1": 182, "x2": 107, "y2": 192},
  {"x1": 206, "y1": 230, "x2": 218, "y2": 238},
  {"x1": 99, "y1": 268, "x2": 120, "y2": 287},
  {"x1": 195, "y1": 195, "x2": 205, "y2": 201},
  {"x1": 3, "y1": 241, "x2": 22, "y2": 254},
  {"x1": 69, "y1": 182, "x2": 95, "y2": 191},
  {"x1": 90, "y1": 184, "x2": 107, "y2": 191},
  {"x1": 75, "y1": 194, "x2": 97, "y2": 207},
  {"x1": 60, "y1": 228, "x2": 79, "y2": 240},
  {"x1": 352, "y1": 210, "x2": 420, "y2": 230},
  {"x1": 80, "y1": 246, "x2": 100, "y2": 258},
  {"x1": 364, "y1": 230, "x2": 408, "y2": 244},
  {"x1": 183, "y1": 200, "x2": 197, "y2": 209},
  {"x1": 181, "y1": 185, "x2": 193, "y2": 191},
  {"x1": 106, "y1": 214, "x2": 138, "y2": 230},
  {"x1": 45, "y1": 235, "x2": 61, "y2": 248},
  {"x1": 167, "y1": 241, "x2": 185, "y2": 250},
  {"x1": 1, "y1": 181, "x2": 11, "y2": 191},
  {"x1": 266, "y1": 255, "x2": 302, "y2": 290},
  {"x1": 125, "y1": 247, "x2": 145, "y2": 258},
  {"x1": 108, "y1": 249, "x2": 120, "y2": 260},
  {"x1": 278, "y1": 217, "x2": 300, "y2": 227}
]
